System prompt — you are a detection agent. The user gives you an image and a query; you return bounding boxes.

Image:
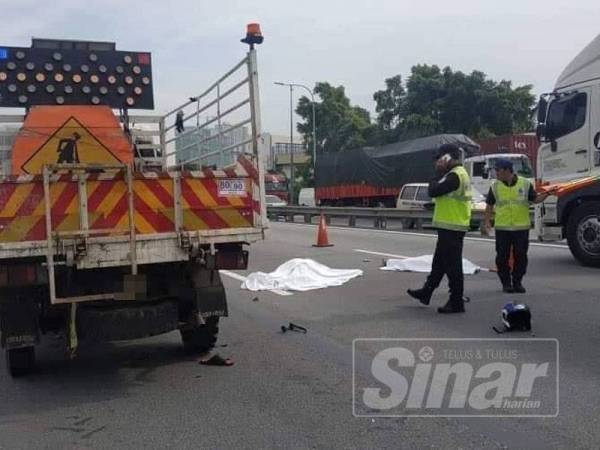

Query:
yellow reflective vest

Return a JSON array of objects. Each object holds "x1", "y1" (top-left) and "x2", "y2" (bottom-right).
[
  {"x1": 492, "y1": 176, "x2": 531, "y2": 231},
  {"x1": 432, "y1": 165, "x2": 472, "y2": 232}
]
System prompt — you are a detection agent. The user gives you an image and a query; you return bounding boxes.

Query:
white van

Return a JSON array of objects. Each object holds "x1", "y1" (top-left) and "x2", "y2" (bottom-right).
[
  {"x1": 396, "y1": 183, "x2": 431, "y2": 211},
  {"x1": 396, "y1": 183, "x2": 486, "y2": 229},
  {"x1": 298, "y1": 187, "x2": 316, "y2": 207}
]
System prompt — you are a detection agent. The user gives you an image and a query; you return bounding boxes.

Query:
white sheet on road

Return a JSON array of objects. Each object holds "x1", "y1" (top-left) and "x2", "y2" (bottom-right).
[
  {"x1": 242, "y1": 258, "x2": 363, "y2": 292},
  {"x1": 381, "y1": 255, "x2": 480, "y2": 274}
]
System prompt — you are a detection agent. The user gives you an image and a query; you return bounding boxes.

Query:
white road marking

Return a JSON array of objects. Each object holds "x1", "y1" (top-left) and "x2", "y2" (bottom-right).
[
  {"x1": 353, "y1": 249, "x2": 493, "y2": 273},
  {"x1": 353, "y1": 249, "x2": 410, "y2": 259},
  {"x1": 219, "y1": 270, "x2": 293, "y2": 297},
  {"x1": 279, "y1": 222, "x2": 569, "y2": 250}
]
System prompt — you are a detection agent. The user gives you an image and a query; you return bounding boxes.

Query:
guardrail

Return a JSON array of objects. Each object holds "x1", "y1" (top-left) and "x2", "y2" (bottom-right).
[{"x1": 267, "y1": 206, "x2": 487, "y2": 230}]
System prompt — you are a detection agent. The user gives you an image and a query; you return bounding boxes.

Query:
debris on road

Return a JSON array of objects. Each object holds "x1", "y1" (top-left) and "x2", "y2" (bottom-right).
[
  {"x1": 241, "y1": 258, "x2": 363, "y2": 292},
  {"x1": 281, "y1": 322, "x2": 308, "y2": 334},
  {"x1": 380, "y1": 255, "x2": 480, "y2": 275},
  {"x1": 199, "y1": 354, "x2": 234, "y2": 366}
]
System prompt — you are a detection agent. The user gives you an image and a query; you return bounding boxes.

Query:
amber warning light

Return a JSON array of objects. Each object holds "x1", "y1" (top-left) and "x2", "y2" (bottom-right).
[{"x1": 241, "y1": 23, "x2": 264, "y2": 48}]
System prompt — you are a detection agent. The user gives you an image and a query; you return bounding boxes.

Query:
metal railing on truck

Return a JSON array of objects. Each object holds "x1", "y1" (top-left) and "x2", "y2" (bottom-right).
[{"x1": 0, "y1": 47, "x2": 267, "y2": 305}]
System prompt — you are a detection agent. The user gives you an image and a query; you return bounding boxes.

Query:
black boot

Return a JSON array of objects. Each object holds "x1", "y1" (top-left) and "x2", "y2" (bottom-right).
[
  {"x1": 512, "y1": 279, "x2": 526, "y2": 293},
  {"x1": 437, "y1": 297, "x2": 465, "y2": 314},
  {"x1": 502, "y1": 283, "x2": 515, "y2": 293},
  {"x1": 499, "y1": 275, "x2": 513, "y2": 293},
  {"x1": 407, "y1": 285, "x2": 434, "y2": 306}
]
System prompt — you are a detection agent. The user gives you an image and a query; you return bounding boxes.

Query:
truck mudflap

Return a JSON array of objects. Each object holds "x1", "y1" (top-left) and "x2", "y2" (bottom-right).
[
  {"x1": 188, "y1": 268, "x2": 229, "y2": 319},
  {"x1": 0, "y1": 294, "x2": 40, "y2": 350}
]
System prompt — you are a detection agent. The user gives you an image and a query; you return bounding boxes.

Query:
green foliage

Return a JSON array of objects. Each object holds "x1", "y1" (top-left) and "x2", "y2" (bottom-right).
[
  {"x1": 293, "y1": 65, "x2": 536, "y2": 164},
  {"x1": 296, "y1": 82, "x2": 374, "y2": 155},
  {"x1": 373, "y1": 65, "x2": 535, "y2": 142},
  {"x1": 373, "y1": 75, "x2": 406, "y2": 143}
]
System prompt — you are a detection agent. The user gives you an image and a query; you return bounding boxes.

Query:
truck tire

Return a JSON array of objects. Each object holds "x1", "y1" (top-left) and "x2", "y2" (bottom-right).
[
  {"x1": 566, "y1": 201, "x2": 600, "y2": 267},
  {"x1": 5, "y1": 346, "x2": 35, "y2": 377},
  {"x1": 180, "y1": 317, "x2": 219, "y2": 354}
]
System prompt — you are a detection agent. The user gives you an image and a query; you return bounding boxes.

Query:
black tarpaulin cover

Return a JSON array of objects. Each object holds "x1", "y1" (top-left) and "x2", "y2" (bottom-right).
[{"x1": 315, "y1": 134, "x2": 480, "y2": 188}]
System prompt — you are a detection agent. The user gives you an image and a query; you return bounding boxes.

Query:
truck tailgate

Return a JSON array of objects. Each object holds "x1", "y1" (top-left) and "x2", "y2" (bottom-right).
[{"x1": 0, "y1": 155, "x2": 263, "y2": 262}]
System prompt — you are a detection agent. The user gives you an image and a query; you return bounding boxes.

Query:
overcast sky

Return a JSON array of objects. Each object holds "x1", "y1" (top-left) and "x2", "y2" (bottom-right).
[{"x1": 2, "y1": 0, "x2": 599, "y2": 135}]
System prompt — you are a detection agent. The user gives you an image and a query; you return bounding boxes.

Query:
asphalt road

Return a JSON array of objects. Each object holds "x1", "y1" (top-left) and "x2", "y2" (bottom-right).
[{"x1": 0, "y1": 221, "x2": 597, "y2": 449}]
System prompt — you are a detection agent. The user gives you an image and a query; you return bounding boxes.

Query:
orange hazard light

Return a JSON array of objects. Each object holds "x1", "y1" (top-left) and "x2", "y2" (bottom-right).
[
  {"x1": 246, "y1": 23, "x2": 262, "y2": 37},
  {"x1": 241, "y1": 23, "x2": 264, "y2": 46}
]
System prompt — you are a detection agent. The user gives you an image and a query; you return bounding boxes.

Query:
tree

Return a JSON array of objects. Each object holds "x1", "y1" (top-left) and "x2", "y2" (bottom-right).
[
  {"x1": 373, "y1": 75, "x2": 405, "y2": 143},
  {"x1": 295, "y1": 66, "x2": 535, "y2": 162},
  {"x1": 371, "y1": 65, "x2": 536, "y2": 142},
  {"x1": 296, "y1": 82, "x2": 373, "y2": 154}
]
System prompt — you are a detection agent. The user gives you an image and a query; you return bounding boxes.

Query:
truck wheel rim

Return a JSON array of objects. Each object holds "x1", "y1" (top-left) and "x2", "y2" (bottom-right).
[{"x1": 578, "y1": 215, "x2": 600, "y2": 255}]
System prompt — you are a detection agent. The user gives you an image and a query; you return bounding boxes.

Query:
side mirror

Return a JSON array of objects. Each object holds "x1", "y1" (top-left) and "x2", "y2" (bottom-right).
[
  {"x1": 482, "y1": 169, "x2": 489, "y2": 180},
  {"x1": 536, "y1": 123, "x2": 546, "y2": 141},
  {"x1": 537, "y1": 97, "x2": 548, "y2": 123}
]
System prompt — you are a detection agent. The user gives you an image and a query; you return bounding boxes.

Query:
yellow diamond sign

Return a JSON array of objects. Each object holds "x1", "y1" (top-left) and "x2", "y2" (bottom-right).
[{"x1": 22, "y1": 116, "x2": 121, "y2": 174}]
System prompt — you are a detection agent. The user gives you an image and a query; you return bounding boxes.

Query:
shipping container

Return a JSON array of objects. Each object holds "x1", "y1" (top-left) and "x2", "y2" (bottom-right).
[{"x1": 476, "y1": 133, "x2": 539, "y2": 175}]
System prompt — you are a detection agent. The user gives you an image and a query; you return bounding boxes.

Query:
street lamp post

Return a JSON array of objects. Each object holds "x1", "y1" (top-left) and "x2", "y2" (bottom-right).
[
  {"x1": 275, "y1": 82, "x2": 295, "y2": 203},
  {"x1": 292, "y1": 83, "x2": 317, "y2": 167},
  {"x1": 275, "y1": 81, "x2": 317, "y2": 202}
]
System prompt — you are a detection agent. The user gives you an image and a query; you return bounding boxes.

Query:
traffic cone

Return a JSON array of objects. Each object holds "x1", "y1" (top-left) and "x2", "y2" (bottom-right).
[{"x1": 313, "y1": 214, "x2": 334, "y2": 247}]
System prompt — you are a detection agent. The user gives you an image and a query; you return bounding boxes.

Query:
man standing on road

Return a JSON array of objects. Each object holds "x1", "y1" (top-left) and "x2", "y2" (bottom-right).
[
  {"x1": 407, "y1": 144, "x2": 472, "y2": 313},
  {"x1": 482, "y1": 159, "x2": 552, "y2": 293}
]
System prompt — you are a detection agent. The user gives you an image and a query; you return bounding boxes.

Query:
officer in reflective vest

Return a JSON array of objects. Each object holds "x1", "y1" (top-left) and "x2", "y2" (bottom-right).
[
  {"x1": 408, "y1": 144, "x2": 472, "y2": 313},
  {"x1": 483, "y1": 159, "x2": 552, "y2": 293}
]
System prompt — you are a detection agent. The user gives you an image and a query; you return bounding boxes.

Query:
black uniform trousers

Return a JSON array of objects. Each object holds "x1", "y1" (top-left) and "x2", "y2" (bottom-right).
[
  {"x1": 426, "y1": 229, "x2": 466, "y2": 299},
  {"x1": 495, "y1": 229, "x2": 529, "y2": 285}
]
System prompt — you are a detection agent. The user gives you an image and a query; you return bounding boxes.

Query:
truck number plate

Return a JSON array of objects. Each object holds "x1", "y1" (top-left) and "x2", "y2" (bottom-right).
[{"x1": 218, "y1": 179, "x2": 247, "y2": 196}]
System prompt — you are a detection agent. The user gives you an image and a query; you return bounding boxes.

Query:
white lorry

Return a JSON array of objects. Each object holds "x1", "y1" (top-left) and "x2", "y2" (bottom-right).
[
  {"x1": 535, "y1": 33, "x2": 600, "y2": 266},
  {"x1": 463, "y1": 153, "x2": 534, "y2": 197}
]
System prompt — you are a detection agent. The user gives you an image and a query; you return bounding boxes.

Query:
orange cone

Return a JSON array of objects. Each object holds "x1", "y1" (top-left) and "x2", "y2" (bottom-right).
[{"x1": 313, "y1": 214, "x2": 334, "y2": 247}]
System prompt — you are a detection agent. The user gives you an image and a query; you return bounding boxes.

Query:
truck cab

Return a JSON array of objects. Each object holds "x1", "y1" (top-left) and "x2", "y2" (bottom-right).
[
  {"x1": 535, "y1": 33, "x2": 600, "y2": 265},
  {"x1": 265, "y1": 172, "x2": 289, "y2": 203},
  {"x1": 464, "y1": 153, "x2": 534, "y2": 197}
]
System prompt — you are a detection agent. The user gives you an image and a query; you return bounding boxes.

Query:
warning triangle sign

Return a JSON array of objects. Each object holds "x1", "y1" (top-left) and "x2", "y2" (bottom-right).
[{"x1": 22, "y1": 116, "x2": 122, "y2": 174}]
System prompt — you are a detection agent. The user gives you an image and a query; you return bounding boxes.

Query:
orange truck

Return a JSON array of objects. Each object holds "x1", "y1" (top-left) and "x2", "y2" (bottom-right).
[{"x1": 0, "y1": 27, "x2": 267, "y2": 375}]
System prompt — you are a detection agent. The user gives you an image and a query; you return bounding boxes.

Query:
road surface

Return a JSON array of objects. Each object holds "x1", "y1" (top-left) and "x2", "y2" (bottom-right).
[{"x1": 0, "y1": 222, "x2": 597, "y2": 448}]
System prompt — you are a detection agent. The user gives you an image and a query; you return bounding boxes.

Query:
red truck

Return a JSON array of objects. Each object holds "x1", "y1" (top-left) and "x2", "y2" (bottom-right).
[
  {"x1": 265, "y1": 171, "x2": 289, "y2": 202},
  {"x1": 0, "y1": 27, "x2": 267, "y2": 375},
  {"x1": 315, "y1": 134, "x2": 479, "y2": 207}
]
